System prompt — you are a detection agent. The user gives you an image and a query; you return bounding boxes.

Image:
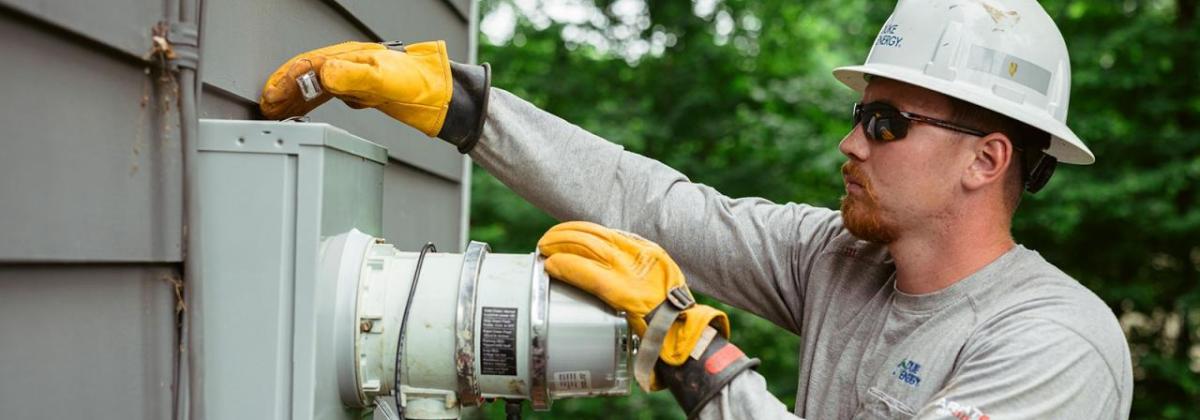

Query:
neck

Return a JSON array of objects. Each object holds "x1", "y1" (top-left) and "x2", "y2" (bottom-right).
[{"x1": 887, "y1": 212, "x2": 1015, "y2": 295}]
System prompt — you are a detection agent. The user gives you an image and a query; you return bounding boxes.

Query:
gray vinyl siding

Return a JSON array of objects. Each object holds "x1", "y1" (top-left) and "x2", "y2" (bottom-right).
[
  {"x1": 0, "y1": 0, "x2": 473, "y2": 417},
  {"x1": 0, "y1": 264, "x2": 179, "y2": 419},
  {"x1": 0, "y1": 8, "x2": 184, "y2": 262}
]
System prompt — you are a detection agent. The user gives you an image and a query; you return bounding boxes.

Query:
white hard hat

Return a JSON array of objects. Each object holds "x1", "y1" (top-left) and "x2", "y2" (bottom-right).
[{"x1": 834, "y1": 0, "x2": 1094, "y2": 165}]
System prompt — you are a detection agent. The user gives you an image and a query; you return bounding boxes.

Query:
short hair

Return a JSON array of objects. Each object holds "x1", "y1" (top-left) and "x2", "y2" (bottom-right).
[{"x1": 946, "y1": 97, "x2": 1050, "y2": 211}]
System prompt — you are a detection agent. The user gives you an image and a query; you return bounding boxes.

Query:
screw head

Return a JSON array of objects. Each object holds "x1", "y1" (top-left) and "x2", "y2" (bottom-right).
[{"x1": 360, "y1": 320, "x2": 374, "y2": 332}]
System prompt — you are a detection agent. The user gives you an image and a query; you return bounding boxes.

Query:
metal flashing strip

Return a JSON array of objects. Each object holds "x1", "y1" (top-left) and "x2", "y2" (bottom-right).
[
  {"x1": 454, "y1": 241, "x2": 489, "y2": 407},
  {"x1": 967, "y1": 44, "x2": 1051, "y2": 95},
  {"x1": 528, "y1": 251, "x2": 551, "y2": 410}
]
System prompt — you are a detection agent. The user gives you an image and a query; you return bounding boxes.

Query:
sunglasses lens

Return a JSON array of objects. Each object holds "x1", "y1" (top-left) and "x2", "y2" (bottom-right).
[
  {"x1": 865, "y1": 115, "x2": 878, "y2": 140},
  {"x1": 859, "y1": 103, "x2": 908, "y2": 142},
  {"x1": 875, "y1": 117, "x2": 907, "y2": 141}
]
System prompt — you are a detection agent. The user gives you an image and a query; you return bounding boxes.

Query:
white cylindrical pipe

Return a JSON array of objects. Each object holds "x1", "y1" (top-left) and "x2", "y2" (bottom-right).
[
  {"x1": 546, "y1": 283, "x2": 631, "y2": 399},
  {"x1": 473, "y1": 253, "x2": 536, "y2": 398},
  {"x1": 324, "y1": 230, "x2": 632, "y2": 416}
]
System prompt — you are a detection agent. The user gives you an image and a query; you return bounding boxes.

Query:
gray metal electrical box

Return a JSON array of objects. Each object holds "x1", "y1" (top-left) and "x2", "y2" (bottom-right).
[{"x1": 197, "y1": 119, "x2": 385, "y2": 419}]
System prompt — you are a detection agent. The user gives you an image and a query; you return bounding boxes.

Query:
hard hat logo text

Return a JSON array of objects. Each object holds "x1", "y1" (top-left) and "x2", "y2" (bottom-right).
[{"x1": 876, "y1": 24, "x2": 904, "y2": 48}]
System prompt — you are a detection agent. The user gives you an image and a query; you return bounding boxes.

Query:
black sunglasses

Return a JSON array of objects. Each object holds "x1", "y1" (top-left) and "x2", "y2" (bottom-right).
[{"x1": 853, "y1": 102, "x2": 988, "y2": 141}]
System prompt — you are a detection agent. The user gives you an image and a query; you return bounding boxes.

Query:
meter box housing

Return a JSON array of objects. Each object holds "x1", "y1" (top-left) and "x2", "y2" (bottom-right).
[
  {"x1": 195, "y1": 120, "x2": 630, "y2": 420},
  {"x1": 196, "y1": 119, "x2": 385, "y2": 420}
]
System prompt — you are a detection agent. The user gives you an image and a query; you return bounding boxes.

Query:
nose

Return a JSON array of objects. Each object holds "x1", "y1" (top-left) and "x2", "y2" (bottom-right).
[{"x1": 839, "y1": 124, "x2": 869, "y2": 162}]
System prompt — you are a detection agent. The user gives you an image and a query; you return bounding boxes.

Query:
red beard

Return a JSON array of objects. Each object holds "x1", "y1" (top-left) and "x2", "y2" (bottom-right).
[{"x1": 841, "y1": 162, "x2": 898, "y2": 244}]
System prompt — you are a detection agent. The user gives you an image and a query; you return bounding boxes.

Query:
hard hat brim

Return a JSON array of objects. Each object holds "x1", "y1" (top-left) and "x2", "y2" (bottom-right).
[{"x1": 833, "y1": 64, "x2": 1095, "y2": 165}]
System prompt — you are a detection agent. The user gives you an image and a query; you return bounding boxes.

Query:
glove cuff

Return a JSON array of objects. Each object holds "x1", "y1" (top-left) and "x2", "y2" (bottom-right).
[
  {"x1": 437, "y1": 61, "x2": 492, "y2": 153},
  {"x1": 656, "y1": 334, "x2": 759, "y2": 420}
]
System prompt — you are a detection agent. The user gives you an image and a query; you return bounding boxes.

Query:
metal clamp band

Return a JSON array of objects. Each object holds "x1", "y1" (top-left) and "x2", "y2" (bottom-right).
[
  {"x1": 166, "y1": 23, "x2": 199, "y2": 70},
  {"x1": 296, "y1": 70, "x2": 323, "y2": 101},
  {"x1": 455, "y1": 241, "x2": 489, "y2": 407},
  {"x1": 528, "y1": 250, "x2": 552, "y2": 410}
]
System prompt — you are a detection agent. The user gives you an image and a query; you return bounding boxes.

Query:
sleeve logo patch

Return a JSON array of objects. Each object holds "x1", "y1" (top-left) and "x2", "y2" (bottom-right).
[
  {"x1": 891, "y1": 358, "x2": 922, "y2": 387},
  {"x1": 934, "y1": 398, "x2": 990, "y2": 420}
]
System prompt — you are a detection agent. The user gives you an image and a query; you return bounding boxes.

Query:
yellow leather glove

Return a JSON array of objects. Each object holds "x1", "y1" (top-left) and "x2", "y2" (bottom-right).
[
  {"x1": 260, "y1": 40, "x2": 491, "y2": 152},
  {"x1": 259, "y1": 41, "x2": 388, "y2": 120},
  {"x1": 538, "y1": 221, "x2": 731, "y2": 390},
  {"x1": 318, "y1": 41, "x2": 453, "y2": 137}
]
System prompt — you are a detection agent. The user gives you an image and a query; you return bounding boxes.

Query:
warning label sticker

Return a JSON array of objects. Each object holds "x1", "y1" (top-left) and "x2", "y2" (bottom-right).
[
  {"x1": 481, "y1": 307, "x2": 518, "y2": 376},
  {"x1": 554, "y1": 370, "x2": 591, "y2": 391}
]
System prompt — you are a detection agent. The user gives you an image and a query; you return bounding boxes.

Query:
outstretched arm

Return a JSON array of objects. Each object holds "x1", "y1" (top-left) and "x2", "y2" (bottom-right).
[
  {"x1": 474, "y1": 88, "x2": 845, "y2": 332},
  {"x1": 260, "y1": 43, "x2": 847, "y2": 332}
]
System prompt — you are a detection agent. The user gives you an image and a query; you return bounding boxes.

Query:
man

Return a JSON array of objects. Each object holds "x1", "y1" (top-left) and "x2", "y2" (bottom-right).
[{"x1": 261, "y1": 0, "x2": 1132, "y2": 418}]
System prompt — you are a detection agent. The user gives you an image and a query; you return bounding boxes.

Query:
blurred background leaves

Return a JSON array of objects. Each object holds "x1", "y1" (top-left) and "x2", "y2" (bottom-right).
[{"x1": 468, "y1": 0, "x2": 1200, "y2": 417}]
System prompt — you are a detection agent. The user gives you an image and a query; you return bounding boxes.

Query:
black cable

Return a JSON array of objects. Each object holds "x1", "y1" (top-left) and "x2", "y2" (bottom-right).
[
  {"x1": 504, "y1": 399, "x2": 523, "y2": 420},
  {"x1": 394, "y1": 242, "x2": 437, "y2": 417}
]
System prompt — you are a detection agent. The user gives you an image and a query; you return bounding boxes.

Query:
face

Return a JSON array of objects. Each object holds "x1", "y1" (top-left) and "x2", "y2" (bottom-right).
[{"x1": 838, "y1": 78, "x2": 975, "y2": 243}]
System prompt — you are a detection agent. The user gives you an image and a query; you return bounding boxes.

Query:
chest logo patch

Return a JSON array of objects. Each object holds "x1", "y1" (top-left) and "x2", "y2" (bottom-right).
[{"x1": 891, "y1": 358, "x2": 922, "y2": 387}]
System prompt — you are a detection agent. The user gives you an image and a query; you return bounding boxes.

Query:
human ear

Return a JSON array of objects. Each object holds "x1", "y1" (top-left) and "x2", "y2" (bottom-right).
[{"x1": 962, "y1": 133, "x2": 1014, "y2": 191}]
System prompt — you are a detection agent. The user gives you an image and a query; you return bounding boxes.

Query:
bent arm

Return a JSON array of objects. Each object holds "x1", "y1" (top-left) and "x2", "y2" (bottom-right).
[
  {"x1": 697, "y1": 372, "x2": 802, "y2": 419},
  {"x1": 470, "y1": 88, "x2": 843, "y2": 331}
]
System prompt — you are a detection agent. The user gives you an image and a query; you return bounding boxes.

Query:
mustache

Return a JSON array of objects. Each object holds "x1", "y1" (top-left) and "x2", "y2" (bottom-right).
[
  {"x1": 841, "y1": 161, "x2": 878, "y2": 200},
  {"x1": 841, "y1": 162, "x2": 866, "y2": 186}
]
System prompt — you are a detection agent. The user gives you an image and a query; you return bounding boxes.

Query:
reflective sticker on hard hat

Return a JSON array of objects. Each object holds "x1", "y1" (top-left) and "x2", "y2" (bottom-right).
[
  {"x1": 876, "y1": 24, "x2": 904, "y2": 48},
  {"x1": 978, "y1": 0, "x2": 1021, "y2": 31},
  {"x1": 967, "y1": 45, "x2": 1051, "y2": 95}
]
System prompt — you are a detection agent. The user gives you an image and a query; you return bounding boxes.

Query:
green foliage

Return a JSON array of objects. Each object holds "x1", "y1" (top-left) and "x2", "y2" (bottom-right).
[{"x1": 471, "y1": 0, "x2": 1200, "y2": 417}]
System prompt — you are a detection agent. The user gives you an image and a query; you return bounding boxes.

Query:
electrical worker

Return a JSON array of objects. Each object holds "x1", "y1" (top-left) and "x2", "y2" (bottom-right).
[{"x1": 261, "y1": 0, "x2": 1133, "y2": 418}]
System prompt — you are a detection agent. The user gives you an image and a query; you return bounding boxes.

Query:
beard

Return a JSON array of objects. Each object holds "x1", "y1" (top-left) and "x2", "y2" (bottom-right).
[{"x1": 840, "y1": 162, "x2": 899, "y2": 244}]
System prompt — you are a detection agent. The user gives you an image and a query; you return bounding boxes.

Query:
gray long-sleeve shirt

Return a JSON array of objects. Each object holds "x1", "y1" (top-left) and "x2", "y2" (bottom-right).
[{"x1": 470, "y1": 88, "x2": 1133, "y2": 419}]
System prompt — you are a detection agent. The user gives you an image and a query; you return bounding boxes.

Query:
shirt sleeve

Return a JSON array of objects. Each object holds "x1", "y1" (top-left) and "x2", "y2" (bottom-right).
[
  {"x1": 912, "y1": 317, "x2": 1125, "y2": 420},
  {"x1": 697, "y1": 370, "x2": 803, "y2": 419},
  {"x1": 470, "y1": 88, "x2": 845, "y2": 332}
]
